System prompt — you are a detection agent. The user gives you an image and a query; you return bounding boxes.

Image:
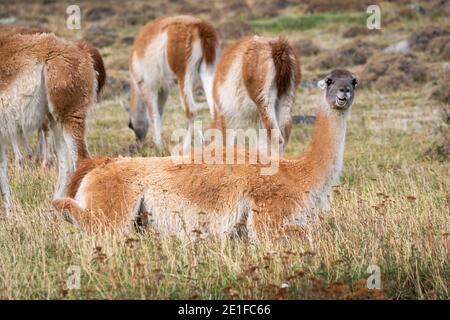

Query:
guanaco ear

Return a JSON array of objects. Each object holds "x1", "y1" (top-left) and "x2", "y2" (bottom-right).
[{"x1": 120, "y1": 100, "x2": 130, "y2": 113}]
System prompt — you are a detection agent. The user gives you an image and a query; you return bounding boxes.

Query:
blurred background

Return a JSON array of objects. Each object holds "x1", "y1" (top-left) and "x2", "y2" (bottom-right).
[{"x1": 0, "y1": 0, "x2": 448, "y2": 185}]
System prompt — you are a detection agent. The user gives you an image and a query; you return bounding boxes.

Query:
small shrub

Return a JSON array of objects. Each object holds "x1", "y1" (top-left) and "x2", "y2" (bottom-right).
[
  {"x1": 360, "y1": 53, "x2": 427, "y2": 90},
  {"x1": 409, "y1": 26, "x2": 450, "y2": 52}
]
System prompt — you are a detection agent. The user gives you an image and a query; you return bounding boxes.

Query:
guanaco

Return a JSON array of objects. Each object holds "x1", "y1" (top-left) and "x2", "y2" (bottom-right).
[
  {"x1": 212, "y1": 36, "x2": 301, "y2": 151},
  {"x1": 53, "y1": 69, "x2": 357, "y2": 239},
  {"x1": 122, "y1": 15, "x2": 219, "y2": 150},
  {"x1": 0, "y1": 32, "x2": 97, "y2": 216}
]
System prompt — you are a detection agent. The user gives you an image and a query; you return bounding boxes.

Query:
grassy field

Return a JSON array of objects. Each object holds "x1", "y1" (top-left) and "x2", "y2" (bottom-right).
[
  {"x1": 251, "y1": 12, "x2": 368, "y2": 32},
  {"x1": 0, "y1": 1, "x2": 448, "y2": 299}
]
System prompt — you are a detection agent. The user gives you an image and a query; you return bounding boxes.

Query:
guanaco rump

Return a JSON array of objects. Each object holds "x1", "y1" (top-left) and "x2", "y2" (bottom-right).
[
  {"x1": 122, "y1": 15, "x2": 219, "y2": 150},
  {"x1": 212, "y1": 36, "x2": 301, "y2": 151},
  {"x1": 52, "y1": 69, "x2": 357, "y2": 238},
  {"x1": 0, "y1": 32, "x2": 97, "y2": 216},
  {"x1": 0, "y1": 25, "x2": 106, "y2": 168}
]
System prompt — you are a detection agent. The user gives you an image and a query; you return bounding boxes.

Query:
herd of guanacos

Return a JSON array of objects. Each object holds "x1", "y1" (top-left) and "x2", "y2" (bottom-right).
[{"x1": 0, "y1": 15, "x2": 358, "y2": 239}]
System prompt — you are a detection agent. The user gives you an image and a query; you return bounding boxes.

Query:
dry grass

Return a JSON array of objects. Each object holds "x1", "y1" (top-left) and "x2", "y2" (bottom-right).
[
  {"x1": 1, "y1": 164, "x2": 449, "y2": 299},
  {"x1": 0, "y1": 85, "x2": 448, "y2": 299},
  {"x1": 0, "y1": 0, "x2": 449, "y2": 300}
]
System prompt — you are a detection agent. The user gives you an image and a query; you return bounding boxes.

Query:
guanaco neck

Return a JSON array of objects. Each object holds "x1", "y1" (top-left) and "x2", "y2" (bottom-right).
[{"x1": 294, "y1": 98, "x2": 350, "y2": 192}]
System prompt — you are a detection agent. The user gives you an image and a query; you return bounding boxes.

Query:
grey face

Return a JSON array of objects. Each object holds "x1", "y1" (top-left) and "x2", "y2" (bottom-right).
[
  {"x1": 319, "y1": 69, "x2": 358, "y2": 110},
  {"x1": 121, "y1": 101, "x2": 149, "y2": 144},
  {"x1": 128, "y1": 113, "x2": 149, "y2": 143}
]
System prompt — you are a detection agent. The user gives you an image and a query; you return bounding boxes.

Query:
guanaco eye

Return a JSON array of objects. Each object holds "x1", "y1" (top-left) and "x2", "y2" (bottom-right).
[
  {"x1": 326, "y1": 78, "x2": 333, "y2": 86},
  {"x1": 352, "y1": 78, "x2": 358, "y2": 87}
]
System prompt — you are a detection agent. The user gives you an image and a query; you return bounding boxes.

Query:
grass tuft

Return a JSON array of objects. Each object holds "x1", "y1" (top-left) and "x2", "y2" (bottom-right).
[{"x1": 251, "y1": 13, "x2": 368, "y2": 32}]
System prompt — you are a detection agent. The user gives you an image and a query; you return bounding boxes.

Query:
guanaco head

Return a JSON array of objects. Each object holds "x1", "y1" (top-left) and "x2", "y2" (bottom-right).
[
  {"x1": 318, "y1": 69, "x2": 358, "y2": 110},
  {"x1": 120, "y1": 100, "x2": 149, "y2": 145}
]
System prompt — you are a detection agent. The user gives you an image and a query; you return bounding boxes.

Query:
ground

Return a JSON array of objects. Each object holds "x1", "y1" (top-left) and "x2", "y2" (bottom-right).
[{"x1": 0, "y1": 0, "x2": 448, "y2": 299}]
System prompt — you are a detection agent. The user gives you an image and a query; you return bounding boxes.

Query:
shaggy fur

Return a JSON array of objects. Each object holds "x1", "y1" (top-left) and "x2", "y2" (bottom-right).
[
  {"x1": 124, "y1": 15, "x2": 219, "y2": 149},
  {"x1": 0, "y1": 32, "x2": 97, "y2": 215},
  {"x1": 77, "y1": 41, "x2": 106, "y2": 97},
  {"x1": 0, "y1": 25, "x2": 106, "y2": 167},
  {"x1": 53, "y1": 70, "x2": 357, "y2": 238},
  {"x1": 212, "y1": 36, "x2": 301, "y2": 150}
]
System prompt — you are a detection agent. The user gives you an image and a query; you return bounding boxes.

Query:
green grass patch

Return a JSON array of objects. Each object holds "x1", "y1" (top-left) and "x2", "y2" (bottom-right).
[{"x1": 251, "y1": 12, "x2": 368, "y2": 32}]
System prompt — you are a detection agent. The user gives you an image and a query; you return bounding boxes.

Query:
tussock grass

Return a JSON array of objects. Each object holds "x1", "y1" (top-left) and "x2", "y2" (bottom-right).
[
  {"x1": 0, "y1": 86, "x2": 448, "y2": 299},
  {"x1": 0, "y1": 164, "x2": 447, "y2": 299}
]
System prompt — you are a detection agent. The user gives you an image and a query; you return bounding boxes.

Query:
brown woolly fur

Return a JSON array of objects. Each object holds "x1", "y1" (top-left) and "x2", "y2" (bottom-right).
[
  {"x1": 53, "y1": 113, "x2": 329, "y2": 235},
  {"x1": 0, "y1": 25, "x2": 105, "y2": 97},
  {"x1": 212, "y1": 36, "x2": 300, "y2": 146},
  {"x1": 66, "y1": 157, "x2": 113, "y2": 198},
  {"x1": 212, "y1": 37, "x2": 250, "y2": 113},
  {"x1": 77, "y1": 41, "x2": 106, "y2": 96},
  {"x1": 41, "y1": 42, "x2": 94, "y2": 159},
  {"x1": 132, "y1": 15, "x2": 218, "y2": 71},
  {"x1": 0, "y1": 31, "x2": 97, "y2": 214},
  {"x1": 125, "y1": 15, "x2": 219, "y2": 147},
  {"x1": 197, "y1": 21, "x2": 218, "y2": 65},
  {"x1": 242, "y1": 39, "x2": 271, "y2": 106},
  {"x1": 53, "y1": 70, "x2": 357, "y2": 238},
  {"x1": 0, "y1": 26, "x2": 105, "y2": 171},
  {"x1": 270, "y1": 38, "x2": 301, "y2": 97},
  {"x1": 165, "y1": 17, "x2": 217, "y2": 79},
  {"x1": 0, "y1": 33, "x2": 94, "y2": 160}
]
